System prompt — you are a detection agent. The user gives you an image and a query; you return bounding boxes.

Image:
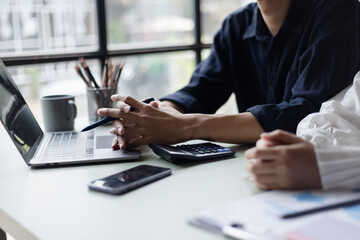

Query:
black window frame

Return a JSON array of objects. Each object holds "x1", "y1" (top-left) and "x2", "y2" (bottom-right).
[{"x1": 2, "y1": 0, "x2": 211, "y2": 68}]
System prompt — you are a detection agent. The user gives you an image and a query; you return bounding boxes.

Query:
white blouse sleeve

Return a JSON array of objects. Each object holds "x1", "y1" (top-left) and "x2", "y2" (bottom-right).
[
  {"x1": 297, "y1": 71, "x2": 360, "y2": 189},
  {"x1": 315, "y1": 146, "x2": 360, "y2": 190}
]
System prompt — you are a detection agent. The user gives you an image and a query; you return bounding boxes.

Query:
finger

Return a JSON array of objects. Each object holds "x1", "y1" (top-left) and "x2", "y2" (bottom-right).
[
  {"x1": 244, "y1": 147, "x2": 257, "y2": 160},
  {"x1": 111, "y1": 94, "x2": 122, "y2": 101},
  {"x1": 248, "y1": 172, "x2": 281, "y2": 190},
  {"x1": 256, "y1": 182, "x2": 280, "y2": 191},
  {"x1": 115, "y1": 101, "x2": 131, "y2": 113},
  {"x1": 261, "y1": 130, "x2": 303, "y2": 145},
  {"x1": 97, "y1": 108, "x2": 137, "y2": 122},
  {"x1": 245, "y1": 159, "x2": 278, "y2": 174},
  {"x1": 113, "y1": 119, "x2": 123, "y2": 128},
  {"x1": 109, "y1": 127, "x2": 117, "y2": 135},
  {"x1": 149, "y1": 101, "x2": 159, "y2": 108},
  {"x1": 113, "y1": 119, "x2": 125, "y2": 135},
  {"x1": 112, "y1": 136, "x2": 120, "y2": 150},
  {"x1": 117, "y1": 135, "x2": 127, "y2": 150},
  {"x1": 252, "y1": 173, "x2": 280, "y2": 185},
  {"x1": 111, "y1": 95, "x2": 143, "y2": 112},
  {"x1": 256, "y1": 138, "x2": 276, "y2": 148},
  {"x1": 97, "y1": 108, "x2": 121, "y2": 118},
  {"x1": 245, "y1": 147, "x2": 282, "y2": 160}
]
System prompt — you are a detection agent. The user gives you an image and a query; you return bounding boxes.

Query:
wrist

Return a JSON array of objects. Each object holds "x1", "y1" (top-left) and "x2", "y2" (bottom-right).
[{"x1": 180, "y1": 114, "x2": 212, "y2": 141}]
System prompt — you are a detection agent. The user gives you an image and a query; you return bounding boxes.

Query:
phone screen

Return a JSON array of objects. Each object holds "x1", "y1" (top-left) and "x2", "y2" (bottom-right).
[{"x1": 88, "y1": 165, "x2": 171, "y2": 195}]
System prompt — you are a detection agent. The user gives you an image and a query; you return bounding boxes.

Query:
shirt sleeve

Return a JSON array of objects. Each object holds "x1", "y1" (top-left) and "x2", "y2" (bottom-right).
[
  {"x1": 160, "y1": 16, "x2": 234, "y2": 114},
  {"x1": 297, "y1": 72, "x2": 360, "y2": 190},
  {"x1": 314, "y1": 146, "x2": 360, "y2": 190},
  {"x1": 248, "y1": 3, "x2": 360, "y2": 133}
]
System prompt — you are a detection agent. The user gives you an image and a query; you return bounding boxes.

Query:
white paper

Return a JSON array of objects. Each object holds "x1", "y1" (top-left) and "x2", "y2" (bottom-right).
[{"x1": 191, "y1": 190, "x2": 360, "y2": 239}]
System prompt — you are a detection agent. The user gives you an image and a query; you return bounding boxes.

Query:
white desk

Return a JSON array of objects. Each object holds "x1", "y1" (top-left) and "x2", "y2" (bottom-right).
[{"x1": 0, "y1": 128, "x2": 260, "y2": 240}]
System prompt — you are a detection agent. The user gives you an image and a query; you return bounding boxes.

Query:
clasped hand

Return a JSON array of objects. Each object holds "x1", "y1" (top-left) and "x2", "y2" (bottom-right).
[
  {"x1": 244, "y1": 130, "x2": 322, "y2": 190},
  {"x1": 97, "y1": 95, "x2": 188, "y2": 150}
]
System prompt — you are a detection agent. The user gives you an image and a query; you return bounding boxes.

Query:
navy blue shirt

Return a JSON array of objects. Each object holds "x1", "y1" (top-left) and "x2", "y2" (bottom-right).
[{"x1": 162, "y1": 0, "x2": 360, "y2": 133}]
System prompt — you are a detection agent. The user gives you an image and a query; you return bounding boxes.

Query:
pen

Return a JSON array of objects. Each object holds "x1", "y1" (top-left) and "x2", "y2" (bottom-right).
[
  {"x1": 281, "y1": 197, "x2": 360, "y2": 219},
  {"x1": 81, "y1": 116, "x2": 114, "y2": 132},
  {"x1": 81, "y1": 97, "x2": 155, "y2": 132}
]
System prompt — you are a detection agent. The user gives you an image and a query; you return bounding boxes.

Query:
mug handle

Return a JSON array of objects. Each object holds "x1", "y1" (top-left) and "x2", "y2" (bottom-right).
[{"x1": 67, "y1": 100, "x2": 77, "y2": 120}]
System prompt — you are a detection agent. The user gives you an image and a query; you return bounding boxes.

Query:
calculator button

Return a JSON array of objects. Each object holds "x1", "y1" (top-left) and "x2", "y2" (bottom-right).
[{"x1": 149, "y1": 142, "x2": 235, "y2": 163}]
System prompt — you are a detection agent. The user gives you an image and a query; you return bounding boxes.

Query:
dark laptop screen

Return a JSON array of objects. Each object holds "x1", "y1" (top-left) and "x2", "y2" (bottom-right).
[{"x1": 0, "y1": 60, "x2": 43, "y2": 164}]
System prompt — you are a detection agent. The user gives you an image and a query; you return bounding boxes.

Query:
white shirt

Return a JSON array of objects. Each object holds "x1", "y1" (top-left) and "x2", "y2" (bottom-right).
[{"x1": 297, "y1": 71, "x2": 360, "y2": 190}]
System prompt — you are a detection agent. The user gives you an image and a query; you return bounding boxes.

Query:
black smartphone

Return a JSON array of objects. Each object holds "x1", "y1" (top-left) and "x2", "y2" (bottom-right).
[{"x1": 88, "y1": 164, "x2": 171, "y2": 195}]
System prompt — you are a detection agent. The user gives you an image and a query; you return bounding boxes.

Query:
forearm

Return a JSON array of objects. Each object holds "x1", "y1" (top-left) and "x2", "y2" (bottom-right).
[
  {"x1": 182, "y1": 112, "x2": 264, "y2": 143},
  {"x1": 100, "y1": 95, "x2": 263, "y2": 146}
]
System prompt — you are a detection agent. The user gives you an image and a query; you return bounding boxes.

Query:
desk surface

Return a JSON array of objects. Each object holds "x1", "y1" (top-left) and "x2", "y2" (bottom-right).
[{"x1": 0, "y1": 128, "x2": 260, "y2": 240}]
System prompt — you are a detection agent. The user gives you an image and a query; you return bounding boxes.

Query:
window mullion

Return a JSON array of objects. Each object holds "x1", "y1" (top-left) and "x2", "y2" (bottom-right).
[
  {"x1": 194, "y1": 0, "x2": 202, "y2": 64},
  {"x1": 96, "y1": 0, "x2": 108, "y2": 69}
]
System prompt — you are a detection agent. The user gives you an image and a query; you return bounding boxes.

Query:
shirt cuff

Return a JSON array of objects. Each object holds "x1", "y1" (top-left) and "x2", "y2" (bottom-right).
[
  {"x1": 247, "y1": 104, "x2": 302, "y2": 133},
  {"x1": 247, "y1": 105, "x2": 279, "y2": 132},
  {"x1": 315, "y1": 145, "x2": 360, "y2": 190}
]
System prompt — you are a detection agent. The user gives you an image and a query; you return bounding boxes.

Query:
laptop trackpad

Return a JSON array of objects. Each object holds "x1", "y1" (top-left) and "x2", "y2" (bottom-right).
[{"x1": 96, "y1": 135, "x2": 114, "y2": 149}]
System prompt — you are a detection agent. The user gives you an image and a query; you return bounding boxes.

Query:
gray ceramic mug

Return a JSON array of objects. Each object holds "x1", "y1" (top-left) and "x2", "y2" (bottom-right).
[{"x1": 40, "y1": 95, "x2": 77, "y2": 132}]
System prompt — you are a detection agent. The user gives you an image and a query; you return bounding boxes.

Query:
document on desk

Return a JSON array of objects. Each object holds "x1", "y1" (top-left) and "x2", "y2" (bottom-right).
[{"x1": 190, "y1": 190, "x2": 360, "y2": 240}]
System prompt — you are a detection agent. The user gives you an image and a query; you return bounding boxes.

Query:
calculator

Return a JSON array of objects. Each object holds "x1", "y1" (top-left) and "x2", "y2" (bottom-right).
[{"x1": 148, "y1": 142, "x2": 235, "y2": 164}]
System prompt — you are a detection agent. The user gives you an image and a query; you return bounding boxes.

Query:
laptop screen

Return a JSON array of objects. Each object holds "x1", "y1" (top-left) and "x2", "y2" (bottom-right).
[{"x1": 0, "y1": 60, "x2": 43, "y2": 164}]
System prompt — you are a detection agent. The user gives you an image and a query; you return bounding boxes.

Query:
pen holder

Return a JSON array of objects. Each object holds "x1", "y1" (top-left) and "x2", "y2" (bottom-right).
[{"x1": 86, "y1": 87, "x2": 117, "y2": 123}]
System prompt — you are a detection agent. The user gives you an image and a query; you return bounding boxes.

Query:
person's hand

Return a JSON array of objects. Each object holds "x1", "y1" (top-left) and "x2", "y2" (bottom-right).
[
  {"x1": 98, "y1": 95, "x2": 190, "y2": 149},
  {"x1": 109, "y1": 118, "x2": 134, "y2": 150},
  {"x1": 244, "y1": 130, "x2": 322, "y2": 190}
]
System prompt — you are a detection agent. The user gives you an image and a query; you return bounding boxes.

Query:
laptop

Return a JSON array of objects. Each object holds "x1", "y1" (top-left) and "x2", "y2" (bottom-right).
[{"x1": 0, "y1": 60, "x2": 141, "y2": 167}]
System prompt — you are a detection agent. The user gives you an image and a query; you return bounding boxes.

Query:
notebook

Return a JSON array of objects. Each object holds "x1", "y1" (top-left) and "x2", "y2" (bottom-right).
[{"x1": 0, "y1": 60, "x2": 140, "y2": 167}]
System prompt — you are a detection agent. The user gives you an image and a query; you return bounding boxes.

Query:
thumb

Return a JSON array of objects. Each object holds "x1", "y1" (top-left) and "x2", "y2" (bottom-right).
[
  {"x1": 149, "y1": 101, "x2": 159, "y2": 108},
  {"x1": 261, "y1": 130, "x2": 303, "y2": 145}
]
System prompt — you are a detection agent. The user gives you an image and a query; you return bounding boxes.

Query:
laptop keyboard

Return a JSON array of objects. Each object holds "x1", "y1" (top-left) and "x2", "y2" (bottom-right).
[{"x1": 40, "y1": 132, "x2": 94, "y2": 162}]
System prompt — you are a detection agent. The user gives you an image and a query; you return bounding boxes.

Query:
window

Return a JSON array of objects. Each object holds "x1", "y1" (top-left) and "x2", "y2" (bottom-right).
[
  {"x1": 1, "y1": 0, "x2": 254, "y2": 120},
  {"x1": 0, "y1": 0, "x2": 98, "y2": 56},
  {"x1": 106, "y1": 0, "x2": 195, "y2": 49},
  {"x1": 201, "y1": 0, "x2": 255, "y2": 43}
]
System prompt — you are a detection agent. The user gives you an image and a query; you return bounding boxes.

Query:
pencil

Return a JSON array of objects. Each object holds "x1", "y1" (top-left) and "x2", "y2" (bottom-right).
[
  {"x1": 101, "y1": 59, "x2": 109, "y2": 88},
  {"x1": 80, "y1": 57, "x2": 99, "y2": 89},
  {"x1": 115, "y1": 63, "x2": 125, "y2": 87},
  {"x1": 112, "y1": 63, "x2": 120, "y2": 86},
  {"x1": 74, "y1": 64, "x2": 90, "y2": 87},
  {"x1": 107, "y1": 62, "x2": 114, "y2": 88}
]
